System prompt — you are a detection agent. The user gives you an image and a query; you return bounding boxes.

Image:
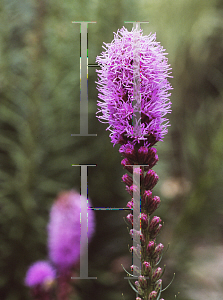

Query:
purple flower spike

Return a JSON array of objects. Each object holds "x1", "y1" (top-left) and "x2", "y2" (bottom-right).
[
  {"x1": 24, "y1": 261, "x2": 56, "y2": 288},
  {"x1": 47, "y1": 190, "x2": 95, "y2": 270},
  {"x1": 96, "y1": 26, "x2": 172, "y2": 147}
]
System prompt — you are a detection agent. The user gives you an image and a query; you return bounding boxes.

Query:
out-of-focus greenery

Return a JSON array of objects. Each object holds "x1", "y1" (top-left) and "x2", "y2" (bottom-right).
[{"x1": 0, "y1": 0, "x2": 223, "y2": 300}]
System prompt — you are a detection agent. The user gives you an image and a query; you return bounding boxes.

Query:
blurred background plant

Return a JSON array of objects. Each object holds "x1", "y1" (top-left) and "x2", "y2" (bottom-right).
[{"x1": 0, "y1": 0, "x2": 223, "y2": 300}]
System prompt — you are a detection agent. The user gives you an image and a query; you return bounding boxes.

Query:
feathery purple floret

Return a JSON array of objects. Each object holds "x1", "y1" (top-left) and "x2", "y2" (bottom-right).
[
  {"x1": 47, "y1": 190, "x2": 95, "y2": 270},
  {"x1": 24, "y1": 261, "x2": 56, "y2": 288},
  {"x1": 96, "y1": 26, "x2": 173, "y2": 147}
]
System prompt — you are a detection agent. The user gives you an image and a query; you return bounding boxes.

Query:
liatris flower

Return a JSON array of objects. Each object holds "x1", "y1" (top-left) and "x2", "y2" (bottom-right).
[
  {"x1": 25, "y1": 260, "x2": 56, "y2": 288},
  {"x1": 25, "y1": 261, "x2": 55, "y2": 300},
  {"x1": 47, "y1": 190, "x2": 95, "y2": 271},
  {"x1": 96, "y1": 26, "x2": 172, "y2": 147},
  {"x1": 96, "y1": 25, "x2": 173, "y2": 300}
]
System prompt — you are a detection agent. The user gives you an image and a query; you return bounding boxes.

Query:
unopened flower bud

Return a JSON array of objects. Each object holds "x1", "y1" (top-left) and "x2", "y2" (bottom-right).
[
  {"x1": 137, "y1": 146, "x2": 149, "y2": 164},
  {"x1": 126, "y1": 213, "x2": 133, "y2": 226},
  {"x1": 141, "y1": 233, "x2": 146, "y2": 246},
  {"x1": 126, "y1": 184, "x2": 140, "y2": 198},
  {"x1": 126, "y1": 200, "x2": 133, "y2": 210},
  {"x1": 146, "y1": 241, "x2": 155, "y2": 257},
  {"x1": 149, "y1": 216, "x2": 161, "y2": 232},
  {"x1": 136, "y1": 297, "x2": 142, "y2": 300},
  {"x1": 154, "y1": 243, "x2": 164, "y2": 258},
  {"x1": 137, "y1": 147, "x2": 159, "y2": 168},
  {"x1": 148, "y1": 196, "x2": 161, "y2": 215},
  {"x1": 141, "y1": 213, "x2": 148, "y2": 229},
  {"x1": 142, "y1": 190, "x2": 153, "y2": 208},
  {"x1": 150, "y1": 224, "x2": 162, "y2": 239},
  {"x1": 149, "y1": 291, "x2": 157, "y2": 300},
  {"x1": 135, "y1": 281, "x2": 144, "y2": 295},
  {"x1": 155, "y1": 279, "x2": 162, "y2": 292},
  {"x1": 144, "y1": 170, "x2": 159, "y2": 190},
  {"x1": 121, "y1": 158, "x2": 133, "y2": 173},
  {"x1": 138, "y1": 275, "x2": 147, "y2": 289},
  {"x1": 119, "y1": 145, "x2": 137, "y2": 161},
  {"x1": 127, "y1": 197, "x2": 140, "y2": 215},
  {"x1": 152, "y1": 267, "x2": 162, "y2": 282},
  {"x1": 122, "y1": 174, "x2": 133, "y2": 186},
  {"x1": 147, "y1": 148, "x2": 159, "y2": 168},
  {"x1": 143, "y1": 261, "x2": 151, "y2": 276}
]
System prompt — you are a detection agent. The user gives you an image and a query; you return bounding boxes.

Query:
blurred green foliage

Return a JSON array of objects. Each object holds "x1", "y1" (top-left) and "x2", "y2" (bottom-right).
[{"x1": 0, "y1": 0, "x2": 223, "y2": 299}]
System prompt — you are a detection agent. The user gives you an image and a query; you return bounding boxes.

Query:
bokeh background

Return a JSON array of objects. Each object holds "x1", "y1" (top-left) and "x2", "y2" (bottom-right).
[{"x1": 1, "y1": 0, "x2": 223, "y2": 299}]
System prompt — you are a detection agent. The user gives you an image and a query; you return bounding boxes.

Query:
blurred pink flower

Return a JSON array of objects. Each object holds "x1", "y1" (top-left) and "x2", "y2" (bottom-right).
[
  {"x1": 47, "y1": 190, "x2": 95, "y2": 270},
  {"x1": 24, "y1": 260, "x2": 56, "y2": 288}
]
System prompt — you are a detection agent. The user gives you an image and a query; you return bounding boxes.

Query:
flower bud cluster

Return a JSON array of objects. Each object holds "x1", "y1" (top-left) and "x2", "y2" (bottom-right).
[
  {"x1": 144, "y1": 170, "x2": 159, "y2": 190},
  {"x1": 120, "y1": 143, "x2": 167, "y2": 299},
  {"x1": 146, "y1": 241, "x2": 164, "y2": 265},
  {"x1": 120, "y1": 145, "x2": 159, "y2": 169}
]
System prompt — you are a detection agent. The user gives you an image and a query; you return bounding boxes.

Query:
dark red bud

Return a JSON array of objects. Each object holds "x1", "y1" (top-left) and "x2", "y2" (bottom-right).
[
  {"x1": 150, "y1": 223, "x2": 162, "y2": 239},
  {"x1": 146, "y1": 241, "x2": 155, "y2": 257},
  {"x1": 147, "y1": 148, "x2": 159, "y2": 168},
  {"x1": 119, "y1": 146, "x2": 137, "y2": 161},
  {"x1": 122, "y1": 173, "x2": 133, "y2": 186},
  {"x1": 121, "y1": 158, "x2": 133, "y2": 173},
  {"x1": 126, "y1": 213, "x2": 133, "y2": 226},
  {"x1": 141, "y1": 213, "x2": 148, "y2": 229},
  {"x1": 149, "y1": 216, "x2": 162, "y2": 232},
  {"x1": 137, "y1": 146, "x2": 149, "y2": 164},
  {"x1": 126, "y1": 199, "x2": 133, "y2": 209},
  {"x1": 142, "y1": 190, "x2": 153, "y2": 208},
  {"x1": 141, "y1": 233, "x2": 146, "y2": 246},
  {"x1": 148, "y1": 196, "x2": 161, "y2": 215},
  {"x1": 127, "y1": 197, "x2": 140, "y2": 214},
  {"x1": 144, "y1": 170, "x2": 159, "y2": 190},
  {"x1": 137, "y1": 147, "x2": 159, "y2": 168}
]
